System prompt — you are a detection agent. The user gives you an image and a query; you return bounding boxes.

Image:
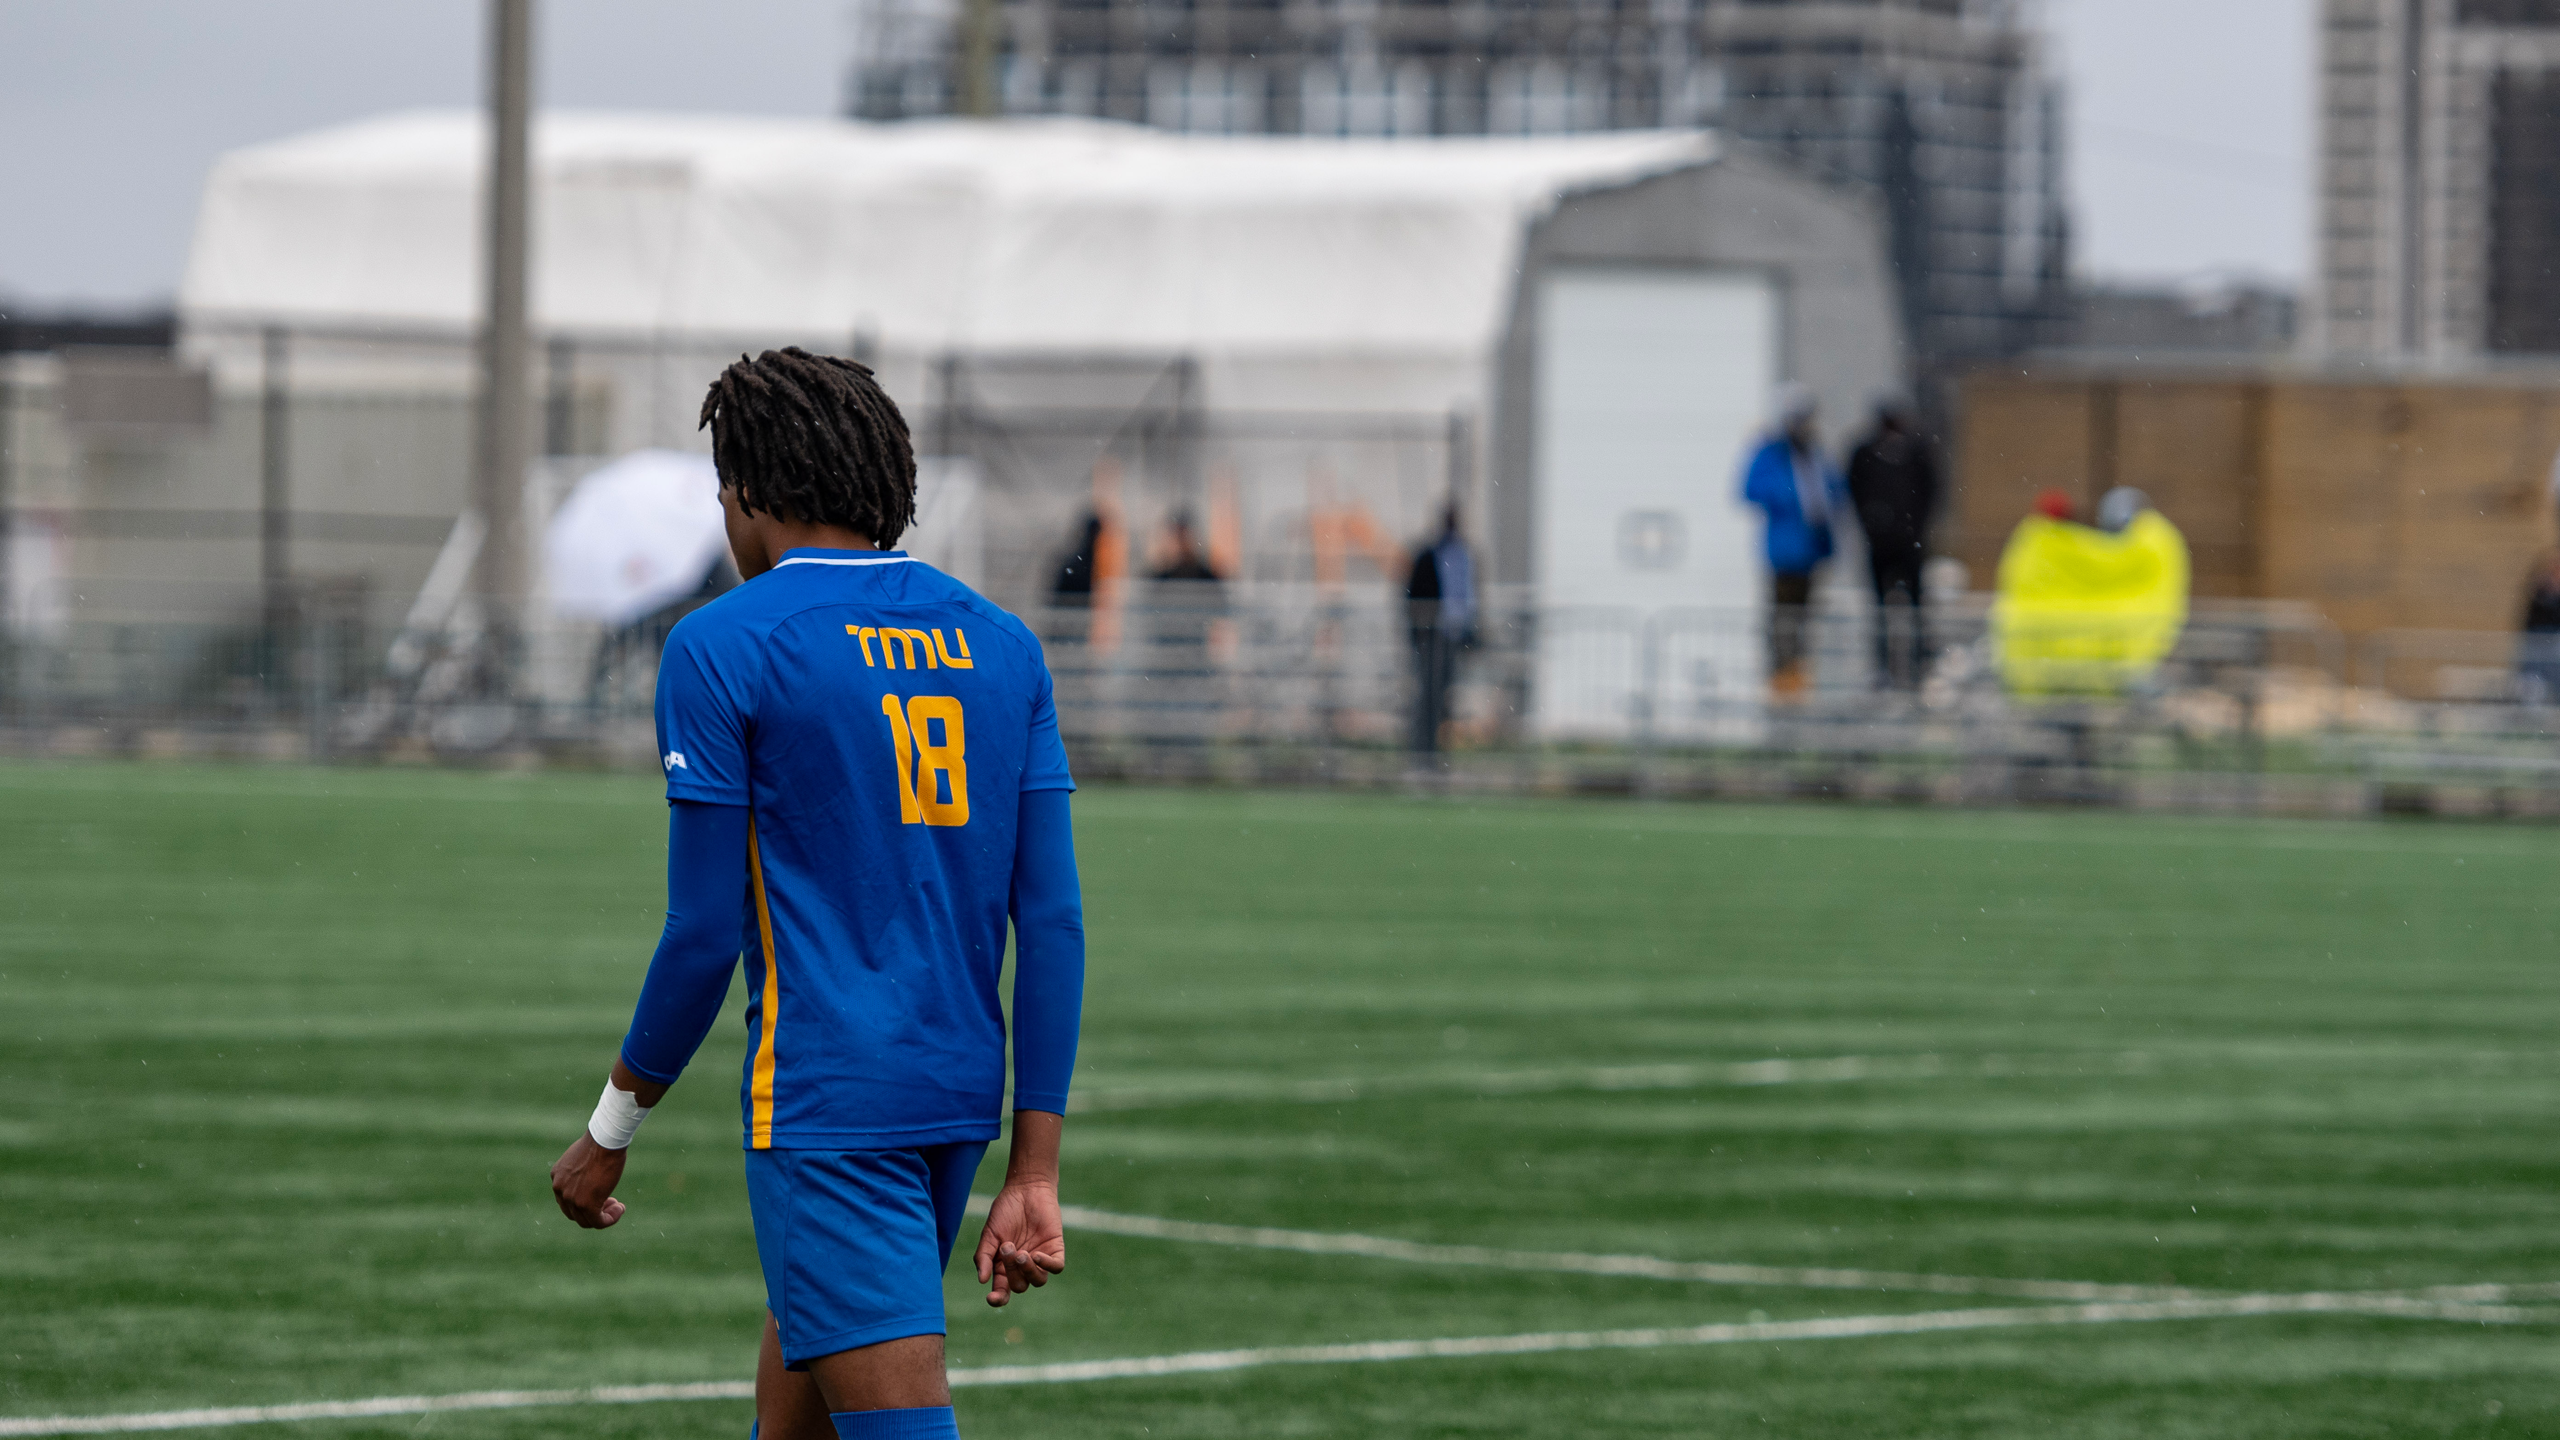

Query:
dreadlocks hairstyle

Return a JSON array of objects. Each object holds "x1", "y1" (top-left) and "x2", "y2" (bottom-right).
[{"x1": 698, "y1": 346, "x2": 918, "y2": 547}]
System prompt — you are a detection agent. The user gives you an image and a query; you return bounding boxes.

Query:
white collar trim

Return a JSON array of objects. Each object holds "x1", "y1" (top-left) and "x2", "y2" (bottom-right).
[{"x1": 773, "y1": 554, "x2": 916, "y2": 569}]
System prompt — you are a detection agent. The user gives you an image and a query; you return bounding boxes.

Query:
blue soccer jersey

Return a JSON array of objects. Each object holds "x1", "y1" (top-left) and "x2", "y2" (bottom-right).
[{"x1": 650, "y1": 548, "x2": 1075, "y2": 1150}]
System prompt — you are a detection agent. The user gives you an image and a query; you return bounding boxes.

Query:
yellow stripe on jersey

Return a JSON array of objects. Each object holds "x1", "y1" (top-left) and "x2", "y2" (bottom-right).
[{"x1": 748, "y1": 820, "x2": 781, "y2": 1149}]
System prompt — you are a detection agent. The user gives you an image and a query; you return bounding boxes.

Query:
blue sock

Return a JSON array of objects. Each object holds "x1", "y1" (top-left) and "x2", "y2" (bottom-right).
[{"x1": 830, "y1": 1407, "x2": 960, "y2": 1439}]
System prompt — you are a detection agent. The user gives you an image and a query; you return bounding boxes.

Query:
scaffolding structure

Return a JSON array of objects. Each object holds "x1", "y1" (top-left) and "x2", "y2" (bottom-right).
[
  {"x1": 847, "y1": 0, "x2": 2071, "y2": 370},
  {"x1": 2317, "y1": 0, "x2": 2560, "y2": 359}
]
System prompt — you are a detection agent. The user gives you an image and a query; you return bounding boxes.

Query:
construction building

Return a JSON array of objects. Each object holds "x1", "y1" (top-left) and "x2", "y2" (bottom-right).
[
  {"x1": 2318, "y1": 0, "x2": 2560, "y2": 359},
  {"x1": 848, "y1": 0, "x2": 2070, "y2": 373}
]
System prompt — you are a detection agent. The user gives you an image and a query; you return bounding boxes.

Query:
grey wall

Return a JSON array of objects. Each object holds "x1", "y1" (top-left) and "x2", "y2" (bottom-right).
[{"x1": 1489, "y1": 149, "x2": 1906, "y2": 586}]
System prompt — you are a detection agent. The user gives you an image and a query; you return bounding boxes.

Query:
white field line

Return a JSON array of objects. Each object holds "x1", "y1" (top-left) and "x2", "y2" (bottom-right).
[
  {"x1": 0, "y1": 1383, "x2": 757, "y2": 1436},
  {"x1": 1010, "y1": 1200, "x2": 2560, "y2": 1310},
  {"x1": 945, "y1": 1291, "x2": 2553, "y2": 1387},
  {"x1": 1069, "y1": 1051, "x2": 2160, "y2": 1113},
  {"x1": 2405, "y1": 1280, "x2": 2560, "y2": 1304},
  {"x1": 5, "y1": 1294, "x2": 2549, "y2": 1436},
  {"x1": 1022, "y1": 1200, "x2": 2213, "y2": 1302}
]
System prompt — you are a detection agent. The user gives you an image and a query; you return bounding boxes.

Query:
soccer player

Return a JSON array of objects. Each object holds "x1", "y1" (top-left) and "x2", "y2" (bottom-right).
[{"x1": 548, "y1": 348, "x2": 1086, "y2": 1440}]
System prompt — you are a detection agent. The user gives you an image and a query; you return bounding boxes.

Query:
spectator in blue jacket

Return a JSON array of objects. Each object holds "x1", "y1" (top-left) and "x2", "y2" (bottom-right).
[{"x1": 1738, "y1": 384, "x2": 1846, "y2": 698}]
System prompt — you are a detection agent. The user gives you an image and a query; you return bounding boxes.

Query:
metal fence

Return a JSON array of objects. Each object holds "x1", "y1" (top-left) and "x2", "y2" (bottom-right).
[
  {"x1": 3, "y1": 336, "x2": 1482, "y2": 644},
  {"x1": 7, "y1": 583, "x2": 2560, "y2": 812}
]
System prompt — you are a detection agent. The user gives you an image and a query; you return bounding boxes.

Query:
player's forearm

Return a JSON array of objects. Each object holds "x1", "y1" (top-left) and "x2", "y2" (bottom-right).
[
  {"x1": 616, "y1": 800, "x2": 752, "y2": 1088},
  {"x1": 609, "y1": 1057, "x2": 670, "y2": 1109},
  {"x1": 1004, "y1": 1108, "x2": 1064, "y2": 1185},
  {"x1": 1008, "y1": 788, "x2": 1086, "y2": 1116}
]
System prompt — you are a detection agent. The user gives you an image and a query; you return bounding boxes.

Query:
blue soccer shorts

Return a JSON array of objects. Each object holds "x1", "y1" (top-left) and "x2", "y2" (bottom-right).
[{"x1": 744, "y1": 1142, "x2": 990, "y2": 1368}]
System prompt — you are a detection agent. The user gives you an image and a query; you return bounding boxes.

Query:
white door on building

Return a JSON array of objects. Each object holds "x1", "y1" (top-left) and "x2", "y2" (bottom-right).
[{"x1": 1533, "y1": 265, "x2": 1776, "y2": 738}]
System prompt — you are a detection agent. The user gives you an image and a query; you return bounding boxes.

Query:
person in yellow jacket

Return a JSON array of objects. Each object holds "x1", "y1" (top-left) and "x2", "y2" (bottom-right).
[{"x1": 1992, "y1": 487, "x2": 2189, "y2": 696}]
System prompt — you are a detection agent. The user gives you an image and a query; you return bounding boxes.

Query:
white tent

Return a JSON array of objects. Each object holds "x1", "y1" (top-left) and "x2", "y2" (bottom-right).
[
  {"x1": 181, "y1": 112, "x2": 1715, "y2": 379},
  {"x1": 176, "y1": 111, "x2": 1902, "y2": 737}
]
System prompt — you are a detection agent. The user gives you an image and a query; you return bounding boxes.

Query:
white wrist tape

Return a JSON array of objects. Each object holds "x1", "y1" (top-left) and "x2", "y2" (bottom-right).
[{"x1": 587, "y1": 1080, "x2": 651, "y2": 1150}]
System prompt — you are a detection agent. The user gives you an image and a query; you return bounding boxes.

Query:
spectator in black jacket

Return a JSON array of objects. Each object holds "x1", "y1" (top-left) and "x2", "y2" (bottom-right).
[
  {"x1": 1151, "y1": 511, "x2": 1221, "y2": 585},
  {"x1": 1050, "y1": 511, "x2": 1104, "y2": 608},
  {"x1": 1404, "y1": 505, "x2": 1477, "y2": 757},
  {"x1": 1845, "y1": 402, "x2": 1941, "y2": 690}
]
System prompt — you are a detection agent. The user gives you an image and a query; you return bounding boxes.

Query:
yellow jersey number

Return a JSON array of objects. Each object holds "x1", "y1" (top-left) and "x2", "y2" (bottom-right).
[{"x1": 881, "y1": 695, "x2": 969, "y2": 827}]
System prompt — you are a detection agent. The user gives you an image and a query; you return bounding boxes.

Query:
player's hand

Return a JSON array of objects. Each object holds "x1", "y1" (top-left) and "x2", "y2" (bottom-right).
[
  {"x1": 549, "y1": 1131, "x2": 629, "y2": 1229},
  {"x1": 973, "y1": 1179, "x2": 1065, "y2": 1307}
]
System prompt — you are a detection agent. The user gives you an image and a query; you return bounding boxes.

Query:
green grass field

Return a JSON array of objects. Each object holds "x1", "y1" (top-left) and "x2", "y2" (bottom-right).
[{"x1": 6, "y1": 762, "x2": 2560, "y2": 1437}]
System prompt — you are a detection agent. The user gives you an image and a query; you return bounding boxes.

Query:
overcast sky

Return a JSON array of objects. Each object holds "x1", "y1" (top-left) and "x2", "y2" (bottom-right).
[
  {"x1": 2047, "y1": 0, "x2": 2316, "y2": 288},
  {"x1": 0, "y1": 0, "x2": 2315, "y2": 308}
]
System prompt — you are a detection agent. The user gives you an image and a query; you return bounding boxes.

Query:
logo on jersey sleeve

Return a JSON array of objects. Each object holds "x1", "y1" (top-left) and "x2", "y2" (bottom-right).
[
  {"x1": 663, "y1": 751, "x2": 688, "y2": 771},
  {"x1": 844, "y1": 624, "x2": 974, "y2": 670}
]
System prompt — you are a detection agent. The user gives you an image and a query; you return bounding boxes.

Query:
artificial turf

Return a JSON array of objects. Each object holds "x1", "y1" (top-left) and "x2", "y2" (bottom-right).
[{"x1": 2, "y1": 761, "x2": 2557, "y2": 1437}]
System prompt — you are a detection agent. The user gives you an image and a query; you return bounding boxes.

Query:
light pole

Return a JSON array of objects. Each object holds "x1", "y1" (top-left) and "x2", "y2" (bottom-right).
[
  {"x1": 959, "y1": 0, "x2": 1000, "y2": 117},
  {"x1": 260, "y1": 326, "x2": 291, "y2": 651},
  {"x1": 474, "y1": 0, "x2": 534, "y2": 694}
]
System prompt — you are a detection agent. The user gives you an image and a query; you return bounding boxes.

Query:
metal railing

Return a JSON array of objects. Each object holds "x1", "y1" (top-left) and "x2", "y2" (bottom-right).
[{"x1": 5, "y1": 587, "x2": 2557, "y2": 803}]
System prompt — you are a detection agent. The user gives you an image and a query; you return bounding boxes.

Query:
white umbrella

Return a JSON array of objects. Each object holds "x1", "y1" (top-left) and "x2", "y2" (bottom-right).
[{"x1": 544, "y1": 449, "x2": 728, "y2": 627}]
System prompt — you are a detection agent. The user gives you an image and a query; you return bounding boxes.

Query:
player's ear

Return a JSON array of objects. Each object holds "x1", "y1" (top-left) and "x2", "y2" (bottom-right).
[{"x1": 717, "y1": 478, "x2": 774, "y2": 578}]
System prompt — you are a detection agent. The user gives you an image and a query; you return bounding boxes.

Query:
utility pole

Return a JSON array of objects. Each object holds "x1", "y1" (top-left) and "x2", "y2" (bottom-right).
[
  {"x1": 474, "y1": 0, "x2": 534, "y2": 692},
  {"x1": 958, "y1": 0, "x2": 1000, "y2": 117},
  {"x1": 937, "y1": 353, "x2": 965, "y2": 458},
  {"x1": 543, "y1": 335, "x2": 575, "y2": 457},
  {"x1": 0, "y1": 361, "x2": 14, "y2": 689},
  {"x1": 1446, "y1": 406, "x2": 1473, "y2": 516},
  {"x1": 261, "y1": 326, "x2": 291, "y2": 647}
]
